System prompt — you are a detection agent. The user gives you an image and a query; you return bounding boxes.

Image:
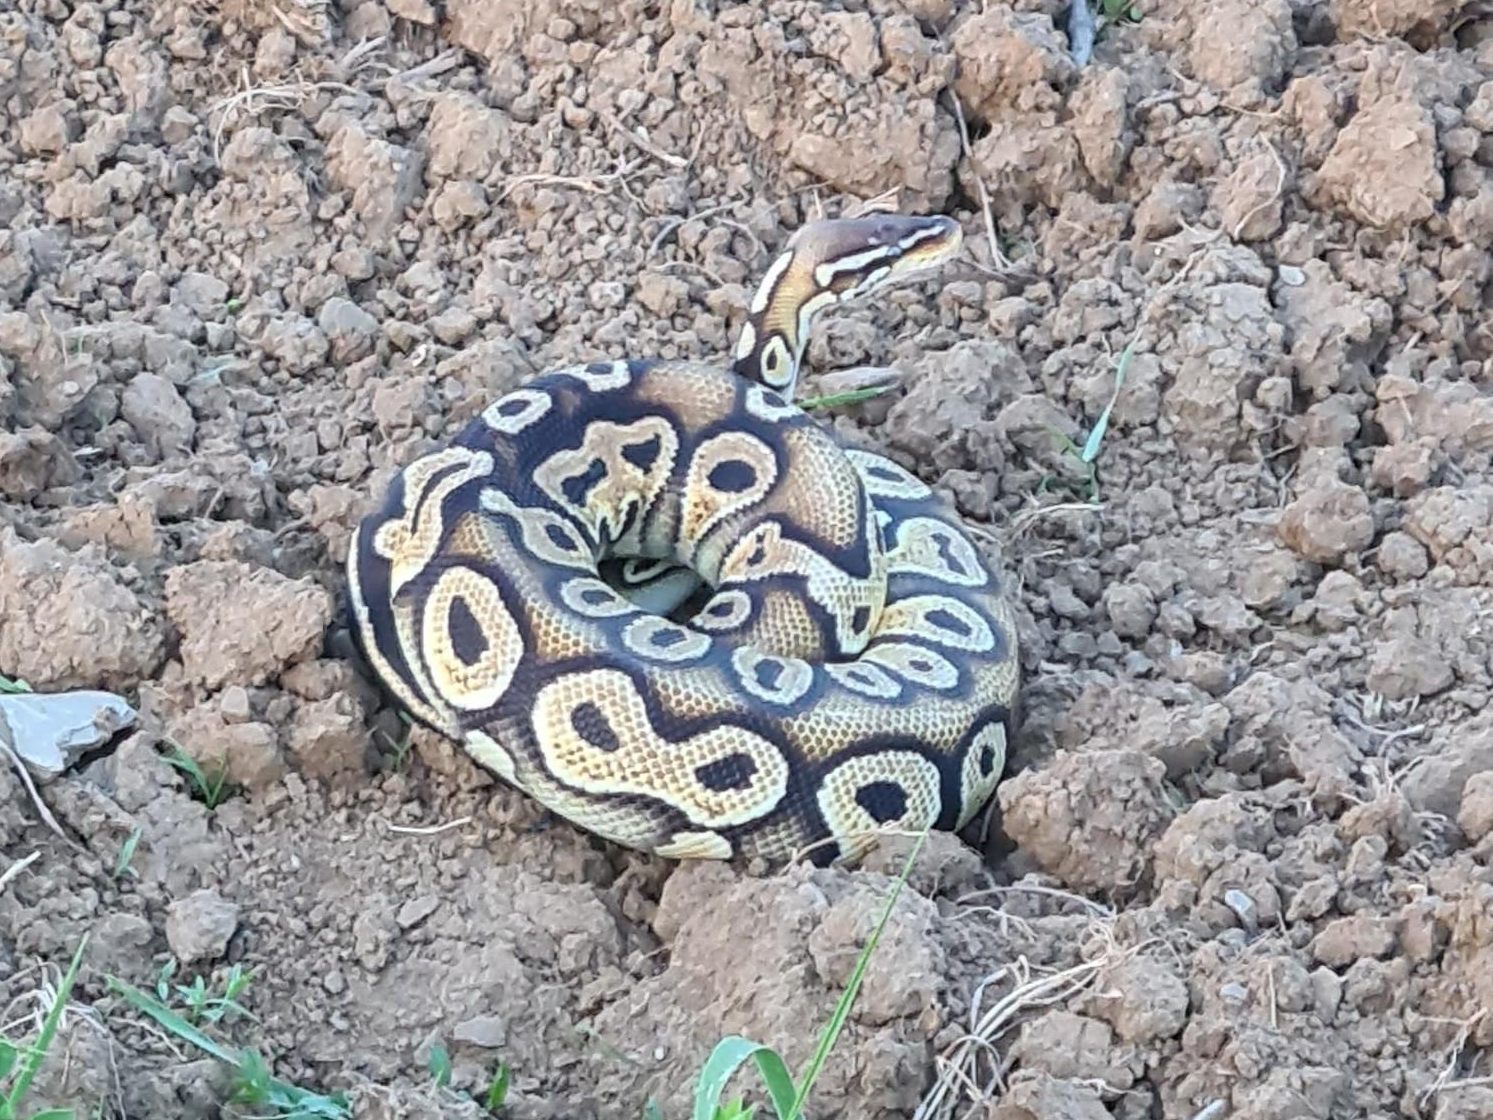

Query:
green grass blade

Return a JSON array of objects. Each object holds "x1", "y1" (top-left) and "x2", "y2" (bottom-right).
[
  {"x1": 691, "y1": 1037, "x2": 796, "y2": 1120},
  {"x1": 7, "y1": 935, "x2": 88, "y2": 1109},
  {"x1": 107, "y1": 977, "x2": 349, "y2": 1118},
  {"x1": 799, "y1": 385, "x2": 893, "y2": 411},
  {"x1": 28, "y1": 1111, "x2": 76, "y2": 1120},
  {"x1": 483, "y1": 1062, "x2": 510, "y2": 1110},
  {"x1": 786, "y1": 829, "x2": 929, "y2": 1120},
  {"x1": 112, "y1": 825, "x2": 143, "y2": 880},
  {"x1": 1080, "y1": 333, "x2": 1137, "y2": 465},
  {"x1": 106, "y1": 977, "x2": 240, "y2": 1066},
  {"x1": 428, "y1": 1041, "x2": 452, "y2": 1089},
  {"x1": 0, "y1": 1039, "x2": 17, "y2": 1080}
]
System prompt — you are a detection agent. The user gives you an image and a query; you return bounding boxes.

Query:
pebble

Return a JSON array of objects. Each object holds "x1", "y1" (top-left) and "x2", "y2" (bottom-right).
[
  {"x1": 165, "y1": 888, "x2": 240, "y2": 964},
  {"x1": 396, "y1": 896, "x2": 440, "y2": 929}
]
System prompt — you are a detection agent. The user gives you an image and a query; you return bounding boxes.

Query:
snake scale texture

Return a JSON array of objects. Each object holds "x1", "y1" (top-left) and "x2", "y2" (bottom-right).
[{"x1": 345, "y1": 214, "x2": 1021, "y2": 865}]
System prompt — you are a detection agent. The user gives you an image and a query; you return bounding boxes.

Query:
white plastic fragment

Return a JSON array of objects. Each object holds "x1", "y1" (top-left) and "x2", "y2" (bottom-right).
[
  {"x1": 1223, "y1": 887, "x2": 1258, "y2": 932},
  {"x1": 0, "y1": 688, "x2": 138, "y2": 780}
]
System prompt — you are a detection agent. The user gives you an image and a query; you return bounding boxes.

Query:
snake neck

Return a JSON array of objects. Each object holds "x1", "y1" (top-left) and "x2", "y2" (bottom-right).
[{"x1": 729, "y1": 245, "x2": 818, "y2": 401}]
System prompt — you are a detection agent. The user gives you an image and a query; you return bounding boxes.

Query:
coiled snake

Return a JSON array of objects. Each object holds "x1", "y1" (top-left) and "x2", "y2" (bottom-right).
[{"x1": 345, "y1": 214, "x2": 1020, "y2": 865}]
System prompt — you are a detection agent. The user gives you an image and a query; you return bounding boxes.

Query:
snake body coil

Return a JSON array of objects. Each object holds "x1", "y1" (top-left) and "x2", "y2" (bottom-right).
[{"x1": 346, "y1": 214, "x2": 1020, "y2": 864}]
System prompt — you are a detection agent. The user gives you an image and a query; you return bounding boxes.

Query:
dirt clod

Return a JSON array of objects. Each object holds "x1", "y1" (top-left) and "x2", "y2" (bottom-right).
[
  {"x1": 166, "y1": 888, "x2": 240, "y2": 964},
  {"x1": 164, "y1": 560, "x2": 334, "y2": 691}
]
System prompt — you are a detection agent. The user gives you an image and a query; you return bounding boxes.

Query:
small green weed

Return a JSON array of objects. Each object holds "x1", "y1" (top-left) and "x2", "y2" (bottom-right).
[
  {"x1": 0, "y1": 674, "x2": 32, "y2": 696},
  {"x1": 1096, "y1": 0, "x2": 1140, "y2": 28},
  {"x1": 161, "y1": 743, "x2": 232, "y2": 808},
  {"x1": 482, "y1": 1064, "x2": 510, "y2": 1111},
  {"x1": 428, "y1": 1042, "x2": 453, "y2": 1089},
  {"x1": 154, "y1": 960, "x2": 255, "y2": 1027},
  {"x1": 106, "y1": 978, "x2": 349, "y2": 1120},
  {"x1": 1, "y1": 935, "x2": 89, "y2": 1120},
  {"x1": 376, "y1": 712, "x2": 415, "y2": 771},
  {"x1": 690, "y1": 829, "x2": 928, "y2": 1120},
  {"x1": 427, "y1": 1040, "x2": 510, "y2": 1113},
  {"x1": 799, "y1": 386, "x2": 893, "y2": 412},
  {"x1": 112, "y1": 826, "x2": 143, "y2": 882},
  {"x1": 1042, "y1": 332, "x2": 1137, "y2": 501}
]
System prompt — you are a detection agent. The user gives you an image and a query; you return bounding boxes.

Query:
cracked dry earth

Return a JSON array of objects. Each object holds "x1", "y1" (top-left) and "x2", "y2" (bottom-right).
[{"x1": 6, "y1": 0, "x2": 1493, "y2": 1118}]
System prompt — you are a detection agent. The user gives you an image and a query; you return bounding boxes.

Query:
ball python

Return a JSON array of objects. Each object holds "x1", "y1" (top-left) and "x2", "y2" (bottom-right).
[{"x1": 345, "y1": 213, "x2": 1020, "y2": 865}]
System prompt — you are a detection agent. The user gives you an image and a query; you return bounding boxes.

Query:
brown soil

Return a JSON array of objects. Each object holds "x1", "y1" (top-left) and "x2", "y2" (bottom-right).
[{"x1": 4, "y1": 1, "x2": 1493, "y2": 1118}]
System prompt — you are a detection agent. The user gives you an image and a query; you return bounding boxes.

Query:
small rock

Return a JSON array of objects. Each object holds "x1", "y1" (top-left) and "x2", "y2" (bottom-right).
[
  {"x1": 0, "y1": 428, "x2": 78, "y2": 500},
  {"x1": 219, "y1": 686, "x2": 252, "y2": 723},
  {"x1": 20, "y1": 103, "x2": 76, "y2": 155},
  {"x1": 318, "y1": 297, "x2": 380, "y2": 363},
  {"x1": 285, "y1": 695, "x2": 368, "y2": 781},
  {"x1": 1458, "y1": 772, "x2": 1493, "y2": 842},
  {"x1": 331, "y1": 246, "x2": 376, "y2": 282},
  {"x1": 389, "y1": 0, "x2": 437, "y2": 25},
  {"x1": 998, "y1": 749, "x2": 1170, "y2": 892},
  {"x1": 431, "y1": 180, "x2": 487, "y2": 230},
  {"x1": 1009, "y1": 1010, "x2": 1132, "y2": 1089},
  {"x1": 1312, "y1": 571, "x2": 1363, "y2": 631},
  {"x1": 396, "y1": 896, "x2": 440, "y2": 929},
  {"x1": 1224, "y1": 888, "x2": 1258, "y2": 932},
  {"x1": 1084, "y1": 953, "x2": 1189, "y2": 1043},
  {"x1": 173, "y1": 271, "x2": 230, "y2": 316},
  {"x1": 1102, "y1": 582, "x2": 1158, "y2": 639},
  {"x1": 1239, "y1": 547, "x2": 1304, "y2": 610},
  {"x1": 121, "y1": 372, "x2": 197, "y2": 459},
  {"x1": 260, "y1": 315, "x2": 331, "y2": 376},
  {"x1": 1365, "y1": 636, "x2": 1452, "y2": 700},
  {"x1": 325, "y1": 123, "x2": 424, "y2": 235},
  {"x1": 1312, "y1": 96, "x2": 1442, "y2": 230},
  {"x1": 0, "y1": 528, "x2": 166, "y2": 690},
  {"x1": 1370, "y1": 437, "x2": 1437, "y2": 498},
  {"x1": 426, "y1": 92, "x2": 511, "y2": 182},
  {"x1": 1376, "y1": 531, "x2": 1429, "y2": 581},
  {"x1": 166, "y1": 889, "x2": 240, "y2": 964},
  {"x1": 636, "y1": 272, "x2": 691, "y2": 318},
  {"x1": 453, "y1": 1015, "x2": 507, "y2": 1047},
  {"x1": 1309, "y1": 915, "x2": 1397, "y2": 969},
  {"x1": 1278, "y1": 481, "x2": 1374, "y2": 564},
  {"x1": 428, "y1": 306, "x2": 476, "y2": 345},
  {"x1": 160, "y1": 105, "x2": 197, "y2": 145}
]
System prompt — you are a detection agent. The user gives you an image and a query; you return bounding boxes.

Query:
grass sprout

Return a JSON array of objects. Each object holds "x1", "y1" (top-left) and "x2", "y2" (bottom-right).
[
  {"x1": 1043, "y1": 332, "x2": 1137, "y2": 501},
  {"x1": 691, "y1": 829, "x2": 929, "y2": 1120},
  {"x1": 799, "y1": 386, "x2": 895, "y2": 412},
  {"x1": 161, "y1": 743, "x2": 232, "y2": 809},
  {"x1": 112, "y1": 827, "x2": 143, "y2": 882},
  {"x1": 154, "y1": 960, "x2": 255, "y2": 1027},
  {"x1": 427, "y1": 1039, "x2": 510, "y2": 1113},
  {"x1": 1097, "y1": 0, "x2": 1141, "y2": 26},
  {"x1": 107, "y1": 977, "x2": 348, "y2": 1119},
  {"x1": 428, "y1": 1042, "x2": 452, "y2": 1090},
  {"x1": 482, "y1": 1063, "x2": 510, "y2": 1111},
  {"x1": 1, "y1": 935, "x2": 89, "y2": 1120}
]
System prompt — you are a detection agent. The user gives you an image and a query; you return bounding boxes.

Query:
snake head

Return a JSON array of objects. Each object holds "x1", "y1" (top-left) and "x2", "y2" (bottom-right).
[
  {"x1": 790, "y1": 213, "x2": 964, "y2": 300},
  {"x1": 733, "y1": 213, "x2": 963, "y2": 393}
]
